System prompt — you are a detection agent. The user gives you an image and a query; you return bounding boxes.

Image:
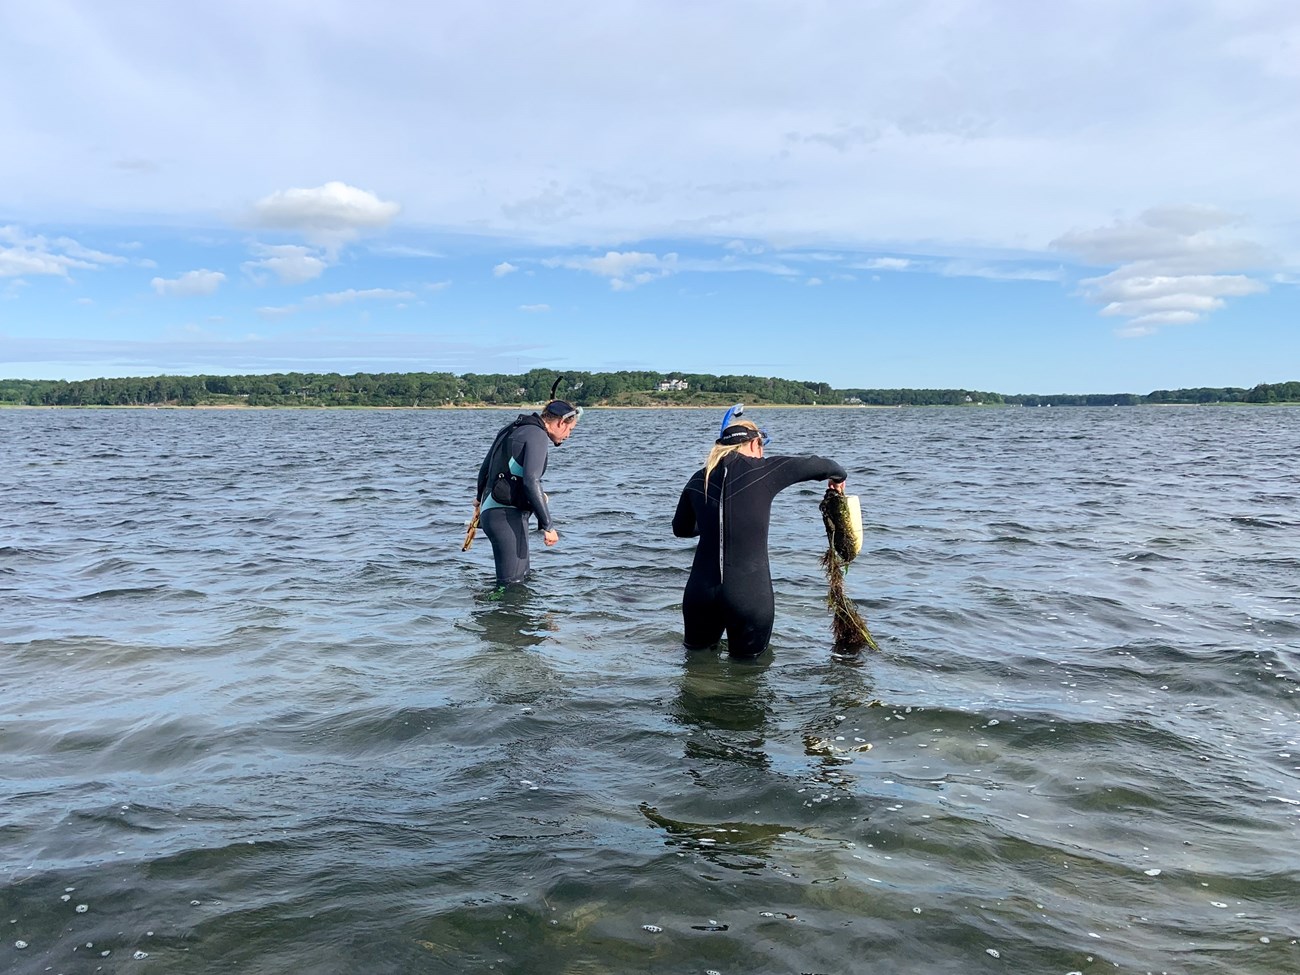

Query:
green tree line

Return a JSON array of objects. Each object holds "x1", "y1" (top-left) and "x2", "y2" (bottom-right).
[{"x1": 1, "y1": 371, "x2": 1297, "y2": 408}]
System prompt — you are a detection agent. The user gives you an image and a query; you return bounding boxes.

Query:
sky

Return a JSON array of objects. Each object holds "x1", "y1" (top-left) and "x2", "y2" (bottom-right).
[{"x1": 2, "y1": 1, "x2": 1298, "y2": 394}]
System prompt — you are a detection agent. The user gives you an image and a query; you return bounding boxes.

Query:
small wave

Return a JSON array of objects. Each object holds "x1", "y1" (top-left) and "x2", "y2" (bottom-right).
[
  {"x1": 1122, "y1": 550, "x2": 1178, "y2": 562},
  {"x1": 75, "y1": 585, "x2": 171, "y2": 600},
  {"x1": 70, "y1": 584, "x2": 206, "y2": 604},
  {"x1": 1230, "y1": 515, "x2": 1297, "y2": 529},
  {"x1": 991, "y1": 534, "x2": 1035, "y2": 545},
  {"x1": 1248, "y1": 556, "x2": 1300, "y2": 569}
]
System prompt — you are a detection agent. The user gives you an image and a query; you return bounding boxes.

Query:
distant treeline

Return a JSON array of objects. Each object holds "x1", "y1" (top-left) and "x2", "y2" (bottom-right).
[{"x1": 1, "y1": 370, "x2": 1298, "y2": 408}]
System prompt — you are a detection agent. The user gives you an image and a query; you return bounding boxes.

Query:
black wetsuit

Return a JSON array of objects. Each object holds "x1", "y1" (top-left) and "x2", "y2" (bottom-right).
[
  {"x1": 673, "y1": 453, "x2": 847, "y2": 656},
  {"x1": 476, "y1": 414, "x2": 556, "y2": 586}
]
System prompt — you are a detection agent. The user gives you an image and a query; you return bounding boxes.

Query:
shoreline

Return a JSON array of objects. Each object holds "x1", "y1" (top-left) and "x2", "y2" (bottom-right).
[
  {"x1": 0, "y1": 402, "x2": 914, "y2": 411},
  {"x1": 3, "y1": 401, "x2": 1293, "y2": 411}
]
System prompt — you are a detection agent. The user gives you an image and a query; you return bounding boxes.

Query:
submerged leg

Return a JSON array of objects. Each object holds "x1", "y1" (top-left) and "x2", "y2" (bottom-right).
[
  {"x1": 682, "y1": 579, "x2": 725, "y2": 650},
  {"x1": 721, "y1": 588, "x2": 775, "y2": 658},
  {"x1": 481, "y1": 506, "x2": 532, "y2": 587}
]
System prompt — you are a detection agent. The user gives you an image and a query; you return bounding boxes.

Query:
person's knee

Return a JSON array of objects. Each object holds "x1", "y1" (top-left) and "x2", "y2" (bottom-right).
[
  {"x1": 495, "y1": 554, "x2": 530, "y2": 586},
  {"x1": 682, "y1": 612, "x2": 723, "y2": 652},
  {"x1": 725, "y1": 634, "x2": 769, "y2": 658},
  {"x1": 724, "y1": 615, "x2": 772, "y2": 658}
]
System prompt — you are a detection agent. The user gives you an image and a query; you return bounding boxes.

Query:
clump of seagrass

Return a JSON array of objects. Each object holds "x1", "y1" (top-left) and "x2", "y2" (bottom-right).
[{"x1": 819, "y1": 486, "x2": 879, "y2": 654}]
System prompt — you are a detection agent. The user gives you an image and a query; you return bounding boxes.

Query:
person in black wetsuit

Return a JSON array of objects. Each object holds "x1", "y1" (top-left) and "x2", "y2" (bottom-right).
[
  {"x1": 474, "y1": 399, "x2": 581, "y2": 587},
  {"x1": 673, "y1": 409, "x2": 847, "y2": 657}
]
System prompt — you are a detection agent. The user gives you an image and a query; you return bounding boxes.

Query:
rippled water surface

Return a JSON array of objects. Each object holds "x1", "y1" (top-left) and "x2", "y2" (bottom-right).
[{"x1": 3, "y1": 405, "x2": 1298, "y2": 974}]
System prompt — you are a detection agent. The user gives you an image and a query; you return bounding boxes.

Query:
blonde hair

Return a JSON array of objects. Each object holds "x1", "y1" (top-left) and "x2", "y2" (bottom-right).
[{"x1": 703, "y1": 418, "x2": 760, "y2": 493}]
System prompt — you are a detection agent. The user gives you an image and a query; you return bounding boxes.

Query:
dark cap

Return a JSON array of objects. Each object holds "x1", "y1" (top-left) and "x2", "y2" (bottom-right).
[
  {"x1": 542, "y1": 400, "x2": 582, "y2": 421},
  {"x1": 716, "y1": 424, "x2": 769, "y2": 446}
]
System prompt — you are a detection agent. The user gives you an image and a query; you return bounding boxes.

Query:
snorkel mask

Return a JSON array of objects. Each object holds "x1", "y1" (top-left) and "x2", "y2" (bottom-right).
[{"x1": 716, "y1": 403, "x2": 770, "y2": 447}]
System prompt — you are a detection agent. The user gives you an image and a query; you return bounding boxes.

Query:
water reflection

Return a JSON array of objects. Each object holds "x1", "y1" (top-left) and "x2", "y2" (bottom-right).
[
  {"x1": 797, "y1": 661, "x2": 880, "y2": 790},
  {"x1": 672, "y1": 649, "x2": 775, "y2": 771},
  {"x1": 464, "y1": 584, "x2": 565, "y2": 706},
  {"x1": 470, "y1": 583, "x2": 560, "y2": 650},
  {"x1": 638, "y1": 800, "x2": 792, "y2": 872},
  {"x1": 647, "y1": 652, "x2": 790, "y2": 869}
]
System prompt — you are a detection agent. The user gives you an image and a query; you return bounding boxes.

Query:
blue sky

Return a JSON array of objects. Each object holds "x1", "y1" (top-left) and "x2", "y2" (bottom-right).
[{"x1": 2, "y1": 2, "x2": 1298, "y2": 394}]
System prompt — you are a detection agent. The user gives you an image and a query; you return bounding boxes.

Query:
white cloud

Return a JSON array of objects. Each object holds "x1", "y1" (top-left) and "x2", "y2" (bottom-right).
[
  {"x1": 317, "y1": 288, "x2": 416, "y2": 306},
  {"x1": 1089, "y1": 276, "x2": 1266, "y2": 333},
  {"x1": 493, "y1": 261, "x2": 518, "y2": 277},
  {"x1": 152, "y1": 269, "x2": 226, "y2": 297},
  {"x1": 679, "y1": 255, "x2": 801, "y2": 278},
  {"x1": 862, "y1": 257, "x2": 912, "y2": 271},
  {"x1": 1224, "y1": 22, "x2": 1300, "y2": 80},
  {"x1": 369, "y1": 243, "x2": 444, "y2": 259},
  {"x1": 544, "y1": 250, "x2": 679, "y2": 289},
  {"x1": 249, "y1": 182, "x2": 400, "y2": 253},
  {"x1": 254, "y1": 287, "x2": 416, "y2": 319},
  {"x1": 0, "y1": 330, "x2": 549, "y2": 380},
  {"x1": 1054, "y1": 207, "x2": 1271, "y2": 336},
  {"x1": 242, "y1": 244, "x2": 329, "y2": 285},
  {"x1": 1102, "y1": 293, "x2": 1226, "y2": 318},
  {"x1": 584, "y1": 251, "x2": 661, "y2": 277},
  {"x1": 806, "y1": 277, "x2": 823, "y2": 286},
  {"x1": 1087, "y1": 272, "x2": 1264, "y2": 304},
  {"x1": 519, "y1": 303, "x2": 550, "y2": 312},
  {"x1": 0, "y1": 227, "x2": 123, "y2": 278},
  {"x1": 1053, "y1": 205, "x2": 1268, "y2": 272},
  {"x1": 256, "y1": 305, "x2": 297, "y2": 320},
  {"x1": 4, "y1": 4, "x2": 1300, "y2": 391},
  {"x1": 0, "y1": 248, "x2": 75, "y2": 278},
  {"x1": 788, "y1": 124, "x2": 877, "y2": 153},
  {"x1": 3, "y1": 5, "x2": 1300, "y2": 261},
  {"x1": 54, "y1": 238, "x2": 128, "y2": 266},
  {"x1": 940, "y1": 261, "x2": 1063, "y2": 282}
]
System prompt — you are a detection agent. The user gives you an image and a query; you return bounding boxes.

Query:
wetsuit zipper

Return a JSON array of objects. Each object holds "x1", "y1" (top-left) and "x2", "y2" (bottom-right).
[{"x1": 718, "y1": 465, "x2": 727, "y2": 584}]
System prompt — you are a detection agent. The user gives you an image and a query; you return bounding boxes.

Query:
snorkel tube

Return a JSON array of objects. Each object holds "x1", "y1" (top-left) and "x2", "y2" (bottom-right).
[
  {"x1": 719, "y1": 403, "x2": 744, "y2": 439},
  {"x1": 542, "y1": 375, "x2": 582, "y2": 434},
  {"x1": 717, "y1": 402, "x2": 770, "y2": 447}
]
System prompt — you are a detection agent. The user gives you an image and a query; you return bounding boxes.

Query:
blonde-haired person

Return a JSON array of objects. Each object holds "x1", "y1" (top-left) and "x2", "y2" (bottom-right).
[{"x1": 672, "y1": 407, "x2": 847, "y2": 657}]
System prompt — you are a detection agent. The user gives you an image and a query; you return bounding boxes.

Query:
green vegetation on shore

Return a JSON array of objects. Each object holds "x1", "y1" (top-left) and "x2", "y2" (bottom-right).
[{"x1": 1, "y1": 370, "x2": 1297, "y2": 408}]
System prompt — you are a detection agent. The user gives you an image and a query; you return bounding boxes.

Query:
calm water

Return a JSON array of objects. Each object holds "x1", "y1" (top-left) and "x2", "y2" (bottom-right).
[{"x1": 2, "y1": 406, "x2": 1297, "y2": 975}]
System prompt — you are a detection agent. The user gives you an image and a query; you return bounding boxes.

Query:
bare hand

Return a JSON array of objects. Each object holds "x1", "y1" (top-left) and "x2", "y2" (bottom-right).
[
  {"x1": 830, "y1": 479, "x2": 846, "y2": 494},
  {"x1": 542, "y1": 528, "x2": 559, "y2": 547}
]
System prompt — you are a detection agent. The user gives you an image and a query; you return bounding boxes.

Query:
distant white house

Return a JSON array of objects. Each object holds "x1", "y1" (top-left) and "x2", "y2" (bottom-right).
[{"x1": 656, "y1": 379, "x2": 689, "y2": 391}]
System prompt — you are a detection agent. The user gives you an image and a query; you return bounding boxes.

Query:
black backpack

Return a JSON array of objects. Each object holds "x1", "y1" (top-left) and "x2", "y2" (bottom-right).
[{"x1": 481, "y1": 416, "x2": 538, "y2": 510}]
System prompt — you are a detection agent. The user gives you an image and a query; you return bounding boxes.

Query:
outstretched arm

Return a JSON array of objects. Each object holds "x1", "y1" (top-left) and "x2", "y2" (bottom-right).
[{"x1": 766, "y1": 454, "x2": 848, "y2": 494}]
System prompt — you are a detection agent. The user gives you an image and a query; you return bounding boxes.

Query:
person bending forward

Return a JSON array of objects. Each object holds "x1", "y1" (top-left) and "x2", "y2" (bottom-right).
[{"x1": 475, "y1": 399, "x2": 581, "y2": 587}]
